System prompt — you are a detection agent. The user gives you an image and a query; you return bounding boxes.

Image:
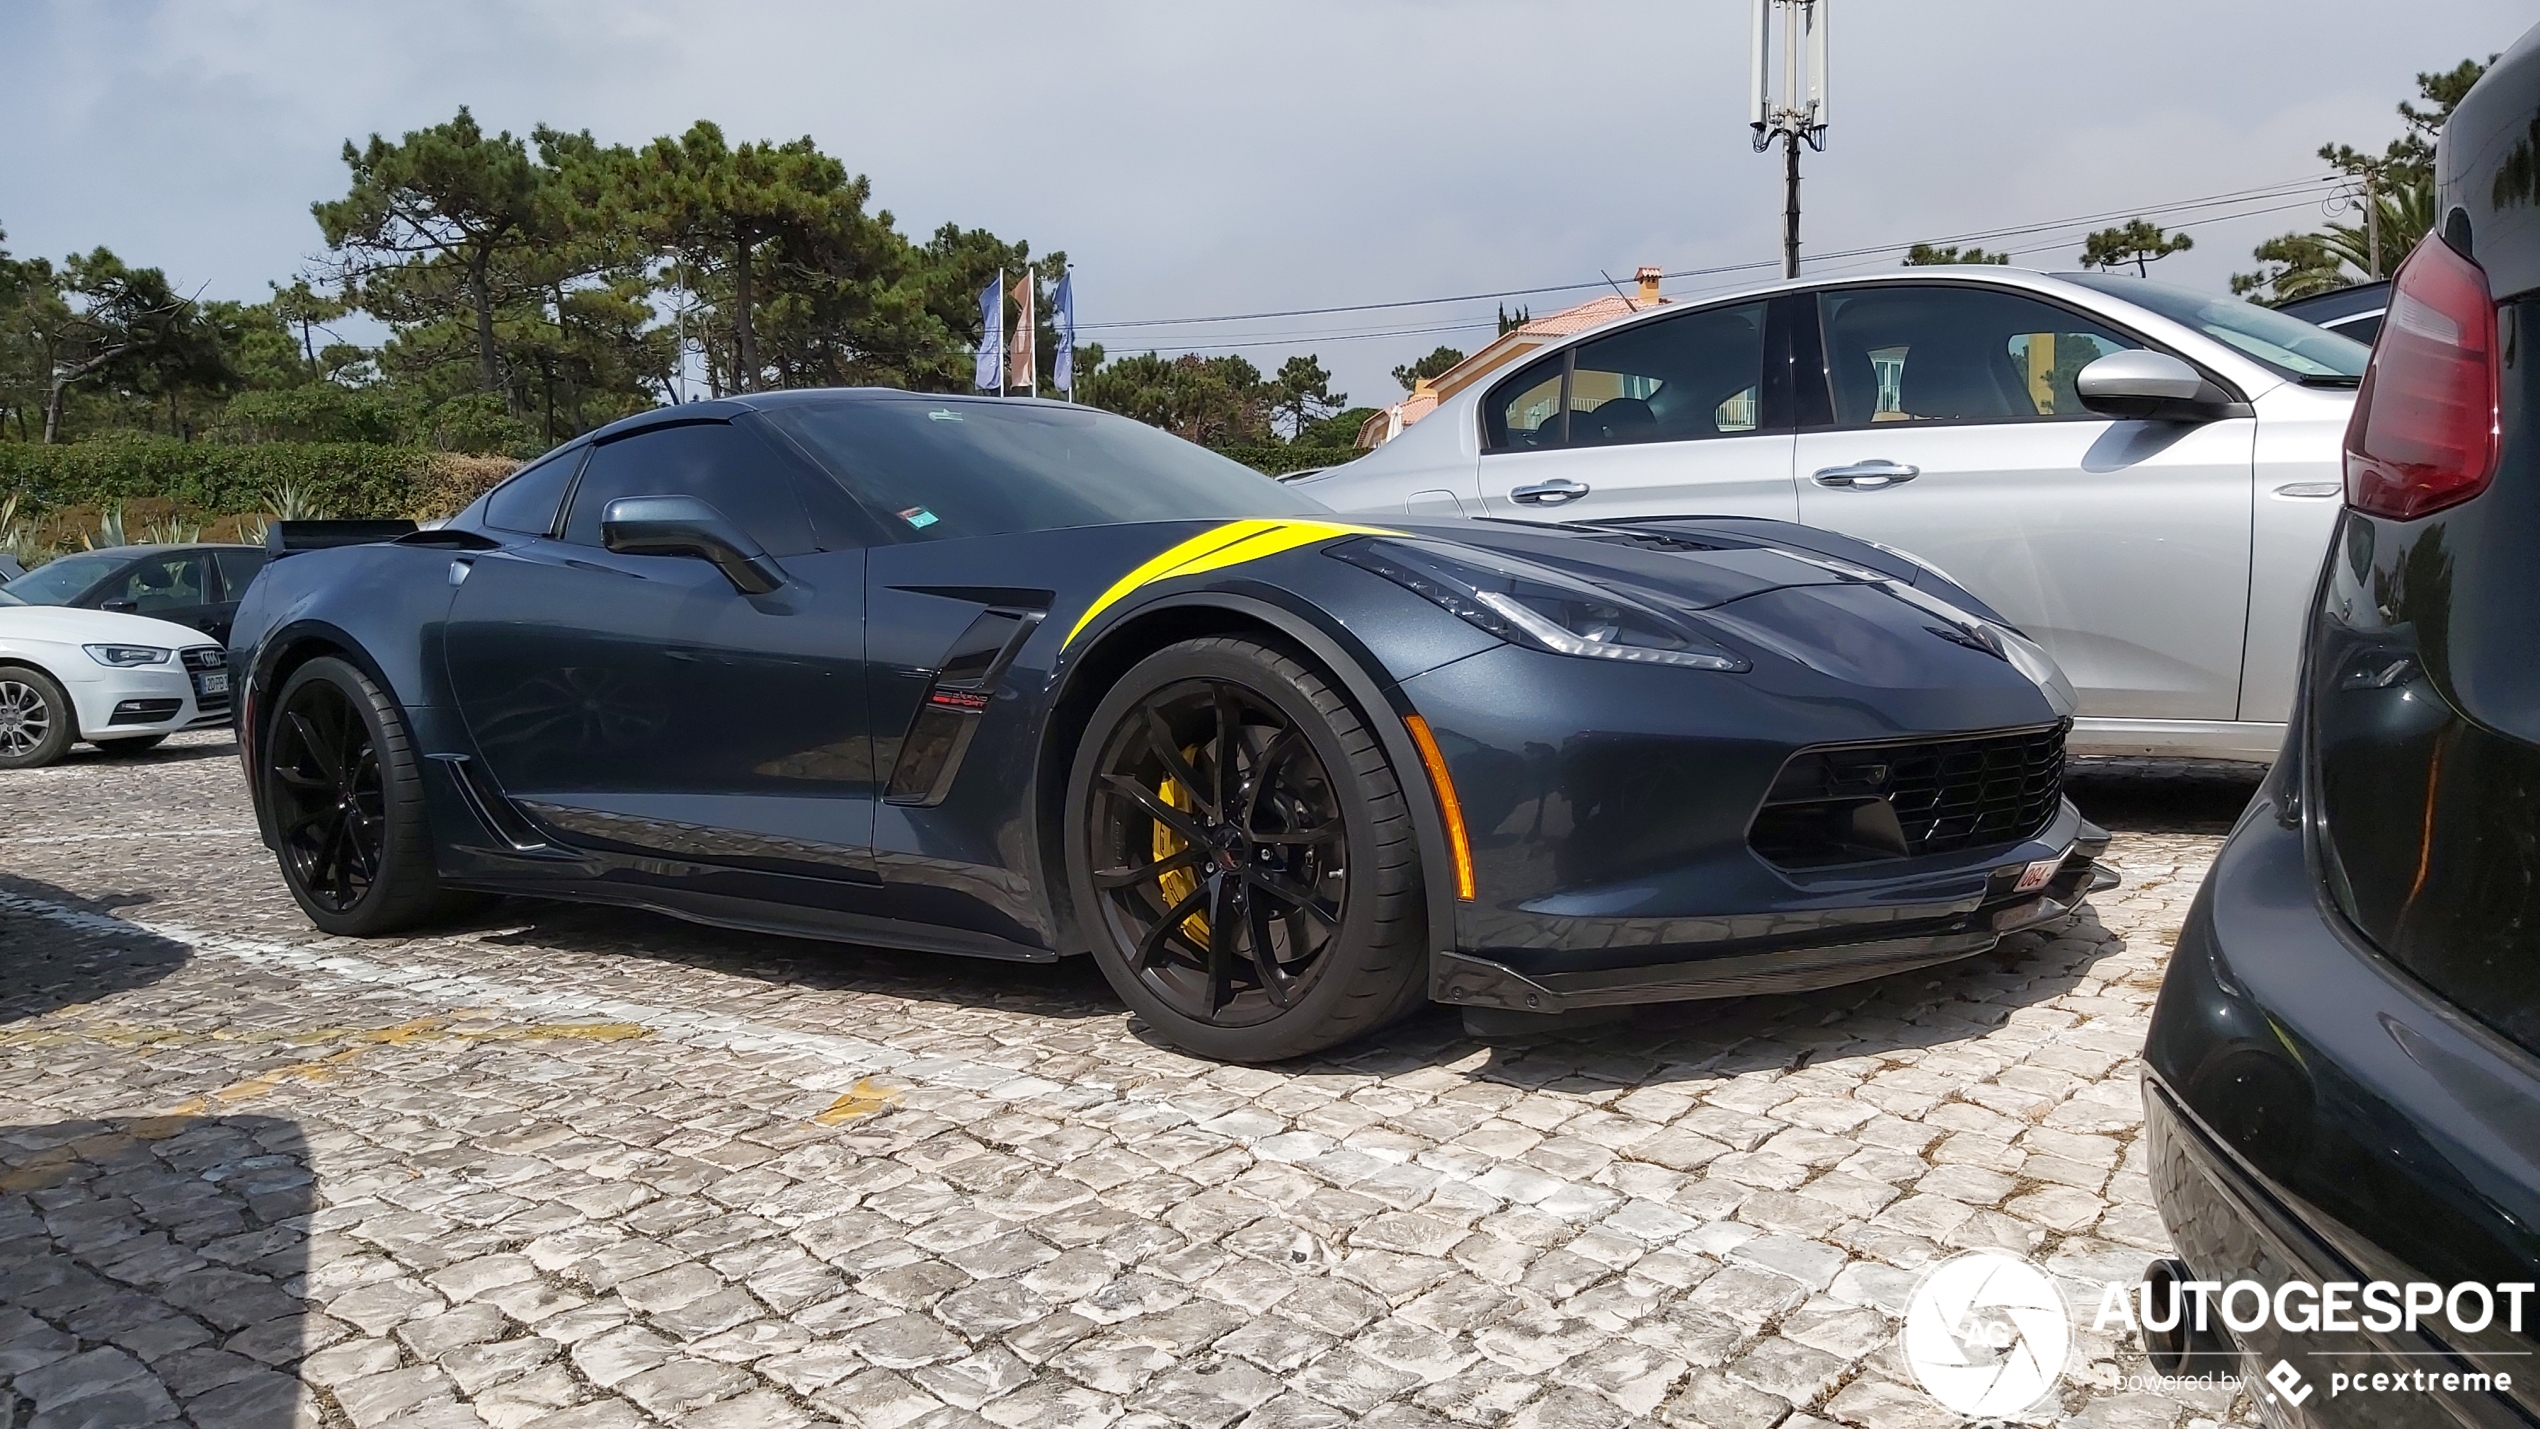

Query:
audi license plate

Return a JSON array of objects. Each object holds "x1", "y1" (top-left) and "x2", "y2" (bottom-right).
[{"x1": 195, "y1": 670, "x2": 229, "y2": 696}]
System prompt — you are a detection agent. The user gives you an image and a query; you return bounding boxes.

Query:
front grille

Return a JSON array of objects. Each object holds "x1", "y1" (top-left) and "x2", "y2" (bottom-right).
[
  {"x1": 181, "y1": 647, "x2": 231, "y2": 715},
  {"x1": 1750, "y1": 722, "x2": 2066, "y2": 868}
]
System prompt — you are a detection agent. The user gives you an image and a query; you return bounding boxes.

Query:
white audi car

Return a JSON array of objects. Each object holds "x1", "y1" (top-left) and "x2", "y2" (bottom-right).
[
  {"x1": 1301, "y1": 267, "x2": 2369, "y2": 762},
  {"x1": 0, "y1": 588, "x2": 231, "y2": 767}
]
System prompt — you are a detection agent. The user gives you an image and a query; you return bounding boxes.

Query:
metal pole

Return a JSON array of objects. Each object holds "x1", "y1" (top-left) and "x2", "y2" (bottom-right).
[
  {"x1": 1783, "y1": 130, "x2": 1802, "y2": 280},
  {"x1": 2365, "y1": 169, "x2": 2382, "y2": 279}
]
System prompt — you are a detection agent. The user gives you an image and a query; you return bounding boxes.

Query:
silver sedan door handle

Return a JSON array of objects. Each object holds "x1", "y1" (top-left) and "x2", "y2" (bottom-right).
[
  {"x1": 1812, "y1": 461, "x2": 1921, "y2": 490},
  {"x1": 1509, "y1": 477, "x2": 1590, "y2": 506}
]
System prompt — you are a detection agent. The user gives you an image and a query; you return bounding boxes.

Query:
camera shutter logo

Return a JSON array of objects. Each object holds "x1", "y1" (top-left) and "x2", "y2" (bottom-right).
[{"x1": 1904, "y1": 1251, "x2": 2073, "y2": 1417}]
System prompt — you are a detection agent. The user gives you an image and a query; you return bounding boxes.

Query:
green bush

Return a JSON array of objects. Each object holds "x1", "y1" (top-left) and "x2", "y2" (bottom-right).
[
  {"x1": 1220, "y1": 445, "x2": 1365, "y2": 476},
  {"x1": 0, "y1": 438, "x2": 459, "y2": 520}
]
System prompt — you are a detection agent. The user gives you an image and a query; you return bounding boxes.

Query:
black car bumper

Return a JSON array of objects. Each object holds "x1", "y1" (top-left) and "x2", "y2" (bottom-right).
[
  {"x1": 1435, "y1": 801, "x2": 2112, "y2": 1012},
  {"x1": 2143, "y1": 785, "x2": 2540, "y2": 1429}
]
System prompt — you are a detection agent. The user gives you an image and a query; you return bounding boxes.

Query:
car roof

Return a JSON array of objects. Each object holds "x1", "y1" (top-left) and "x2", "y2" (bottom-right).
[
  {"x1": 55, "y1": 543, "x2": 260, "y2": 561},
  {"x1": 2276, "y1": 281, "x2": 2389, "y2": 325},
  {"x1": 1412, "y1": 264, "x2": 2293, "y2": 414},
  {"x1": 555, "y1": 389, "x2": 1109, "y2": 456}
]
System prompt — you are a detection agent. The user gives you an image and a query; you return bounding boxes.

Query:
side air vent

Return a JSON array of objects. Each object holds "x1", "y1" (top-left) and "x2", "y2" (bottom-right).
[{"x1": 885, "y1": 609, "x2": 1043, "y2": 807}]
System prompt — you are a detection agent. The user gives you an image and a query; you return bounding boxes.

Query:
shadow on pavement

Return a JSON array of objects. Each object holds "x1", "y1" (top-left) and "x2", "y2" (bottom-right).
[
  {"x1": 0, "y1": 1114, "x2": 320, "y2": 1427},
  {"x1": 448, "y1": 880, "x2": 2124, "y2": 1090},
  {"x1": 0, "y1": 875, "x2": 192, "y2": 1026},
  {"x1": 49, "y1": 735, "x2": 239, "y2": 769},
  {"x1": 2067, "y1": 757, "x2": 2267, "y2": 836}
]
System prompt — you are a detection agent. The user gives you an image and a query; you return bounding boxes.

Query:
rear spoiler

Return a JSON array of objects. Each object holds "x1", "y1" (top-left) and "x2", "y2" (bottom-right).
[{"x1": 265, "y1": 519, "x2": 418, "y2": 556}]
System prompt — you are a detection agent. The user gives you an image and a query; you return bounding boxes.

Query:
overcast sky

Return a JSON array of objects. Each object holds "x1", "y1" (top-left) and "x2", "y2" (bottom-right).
[{"x1": 4, "y1": 1, "x2": 2530, "y2": 407}]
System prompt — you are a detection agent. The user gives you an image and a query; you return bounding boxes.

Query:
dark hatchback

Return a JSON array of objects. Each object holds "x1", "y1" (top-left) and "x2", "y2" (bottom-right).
[
  {"x1": 2143, "y1": 24, "x2": 2540, "y2": 1428},
  {"x1": 1, "y1": 543, "x2": 268, "y2": 643}
]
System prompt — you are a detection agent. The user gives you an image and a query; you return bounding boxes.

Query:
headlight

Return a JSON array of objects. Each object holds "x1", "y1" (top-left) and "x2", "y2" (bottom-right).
[
  {"x1": 1330, "y1": 538, "x2": 1748, "y2": 672},
  {"x1": 84, "y1": 644, "x2": 171, "y2": 667}
]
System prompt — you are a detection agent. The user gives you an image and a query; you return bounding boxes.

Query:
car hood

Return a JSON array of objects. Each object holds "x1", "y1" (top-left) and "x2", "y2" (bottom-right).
[
  {"x1": 1359, "y1": 515, "x2": 2078, "y2": 714},
  {"x1": 0, "y1": 604, "x2": 216, "y2": 649},
  {"x1": 1383, "y1": 516, "x2": 1900, "y2": 610}
]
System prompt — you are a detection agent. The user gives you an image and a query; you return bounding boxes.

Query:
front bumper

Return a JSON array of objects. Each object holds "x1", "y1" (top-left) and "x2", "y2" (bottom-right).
[
  {"x1": 61, "y1": 658, "x2": 230, "y2": 738},
  {"x1": 2143, "y1": 784, "x2": 2540, "y2": 1428},
  {"x1": 1435, "y1": 804, "x2": 2113, "y2": 1012}
]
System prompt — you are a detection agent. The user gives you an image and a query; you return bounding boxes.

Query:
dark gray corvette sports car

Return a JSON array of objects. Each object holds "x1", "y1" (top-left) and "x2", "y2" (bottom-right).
[{"x1": 232, "y1": 390, "x2": 2112, "y2": 1060}]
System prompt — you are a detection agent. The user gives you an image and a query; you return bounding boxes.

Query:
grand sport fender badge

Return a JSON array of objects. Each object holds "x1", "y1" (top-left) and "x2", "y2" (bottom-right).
[{"x1": 1063, "y1": 518, "x2": 1399, "y2": 647}]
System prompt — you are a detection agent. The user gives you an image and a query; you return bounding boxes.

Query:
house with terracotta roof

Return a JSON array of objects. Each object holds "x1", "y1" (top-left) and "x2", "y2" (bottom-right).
[{"x1": 1357, "y1": 266, "x2": 1669, "y2": 448}]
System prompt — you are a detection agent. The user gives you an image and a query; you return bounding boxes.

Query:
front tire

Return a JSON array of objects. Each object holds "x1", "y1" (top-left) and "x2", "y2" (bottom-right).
[
  {"x1": 1064, "y1": 636, "x2": 1428, "y2": 1062},
  {"x1": 262, "y1": 656, "x2": 457, "y2": 936},
  {"x1": 0, "y1": 666, "x2": 76, "y2": 769}
]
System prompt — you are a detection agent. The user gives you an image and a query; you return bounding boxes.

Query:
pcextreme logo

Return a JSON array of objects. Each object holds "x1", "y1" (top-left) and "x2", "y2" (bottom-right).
[{"x1": 1903, "y1": 1251, "x2": 2073, "y2": 1418}]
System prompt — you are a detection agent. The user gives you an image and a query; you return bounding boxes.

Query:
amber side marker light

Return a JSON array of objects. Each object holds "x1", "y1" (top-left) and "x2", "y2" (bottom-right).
[{"x1": 1402, "y1": 713, "x2": 1475, "y2": 901}]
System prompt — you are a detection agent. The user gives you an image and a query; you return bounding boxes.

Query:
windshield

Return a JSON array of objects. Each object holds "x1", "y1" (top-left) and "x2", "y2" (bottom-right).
[
  {"x1": 3, "y1": 553, "x2": 119, "y2": 605},
  {"x1": 760, "y1": 397, "x2": 1326, "y2": 542},
  {"x1": 2064, "y1": 273, "x2": 2370, "y2": 381},
  {"x1": 0, "y1": 588, "x2": 22, "y2": 607}
]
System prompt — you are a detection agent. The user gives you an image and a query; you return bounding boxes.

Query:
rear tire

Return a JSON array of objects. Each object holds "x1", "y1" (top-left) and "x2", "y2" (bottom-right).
[
  {"x1": 1064, "y1": 636, "x2": 1428, "y2": 1062},
  {"x1": 262, "y1": 656, "x2": 460, "y2": 936},
  {"x1": 92, "y1": 734, "x2": 168, "y2": 756},
  {"x1": 0, "y1": 666, "x2": 76, "y2": 770}
]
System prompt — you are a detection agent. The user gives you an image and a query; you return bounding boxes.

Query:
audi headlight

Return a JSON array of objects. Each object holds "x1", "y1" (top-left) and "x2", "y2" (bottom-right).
[
  {"x1": 1331, "y1": 538, "x2": 1748, "y2": 672},
  {"x1": 84, "y1": 644, "x2": 171, "y2": 667}
]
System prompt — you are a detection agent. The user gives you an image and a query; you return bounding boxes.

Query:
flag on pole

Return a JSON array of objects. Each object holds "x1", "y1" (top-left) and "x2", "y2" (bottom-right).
[
  {"x1": 1007, "y1": 273, "x2": 1035, "y2": 395},
  {"x1": 973, "y1": 275, "x2": 1002, "y2": 391},
  {"x1": 1051, "y1": 272, "x2": 1075, "y2": 396}
]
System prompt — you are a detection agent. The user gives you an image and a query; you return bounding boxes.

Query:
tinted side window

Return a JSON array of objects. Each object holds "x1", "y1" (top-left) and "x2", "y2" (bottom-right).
[
  {"x1": 115, "y1": 553, "x2": 213, "y2": 613},
  {"x1": 483, "y1": 450, "x2": 581, "y2": 535},
  {"x1": 1483, "y1": 353, "x2": 1567, "y2": 452},
  {"x1": 1821, "y1": 287, "x2": 2140, "y2": 426},
  {"x1": 1565, "y1": 302, "x2": 1768, "y2": 446},
  {"x1": 563, "y1": 423, "x2": 816, "y2": 555},
  {"x1": 212, "y1": 548, "x2": 267, "y2": 600}
]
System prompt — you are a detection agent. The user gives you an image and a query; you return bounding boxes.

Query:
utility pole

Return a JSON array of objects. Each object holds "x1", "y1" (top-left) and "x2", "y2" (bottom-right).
[
  {"x1": 1750, "y1": 0, "x2": 1829, "y2": 280},
  {"x1": 2364, "y1": 166, "x2": 2382, "y2": 278}
]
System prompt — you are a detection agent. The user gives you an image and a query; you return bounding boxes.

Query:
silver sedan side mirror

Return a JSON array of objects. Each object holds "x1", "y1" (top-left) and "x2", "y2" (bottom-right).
[{"x1": 2075, "y1": 351, "x2": 2237, "y2": 422}]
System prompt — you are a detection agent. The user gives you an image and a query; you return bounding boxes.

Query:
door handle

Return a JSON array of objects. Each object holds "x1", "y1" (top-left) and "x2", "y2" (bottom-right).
[
  {"x1": 1510, "y1": 478, "x2": 1590, "y2": 506},
  {"x1": 2273, "y1": 481, "x2": 2342, "y2": 499},
  {"x1": 1812, "y1": 461, "x2": 1920, "y2": 490}
]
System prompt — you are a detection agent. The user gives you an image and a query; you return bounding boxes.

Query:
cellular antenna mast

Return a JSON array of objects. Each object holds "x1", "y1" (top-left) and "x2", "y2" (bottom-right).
[{"x1": 1750, "y1": 0, "x2": 1829, "y2": 280}]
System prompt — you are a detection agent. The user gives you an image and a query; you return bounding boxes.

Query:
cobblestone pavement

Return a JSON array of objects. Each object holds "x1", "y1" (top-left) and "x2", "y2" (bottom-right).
[{"x1": 0, "y1": 733, "x2": 2267, "y2": 1429}]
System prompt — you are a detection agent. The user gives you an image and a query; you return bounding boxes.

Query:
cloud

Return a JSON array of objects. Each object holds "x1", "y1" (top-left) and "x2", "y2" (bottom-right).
[{"x1": 2, "y1": 0, "x2": 2527, "y2": 404}]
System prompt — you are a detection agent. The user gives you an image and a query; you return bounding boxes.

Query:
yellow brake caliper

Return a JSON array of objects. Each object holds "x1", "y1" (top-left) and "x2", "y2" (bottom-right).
[{"x1": 1154, "y1": 752, "x2": 1210, "y2": 945}]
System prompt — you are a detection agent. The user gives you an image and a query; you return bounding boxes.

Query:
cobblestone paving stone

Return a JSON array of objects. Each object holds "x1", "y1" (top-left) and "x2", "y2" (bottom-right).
[{"x1": 0, "y1": 735, "x2": 2271, "y2": 1429}]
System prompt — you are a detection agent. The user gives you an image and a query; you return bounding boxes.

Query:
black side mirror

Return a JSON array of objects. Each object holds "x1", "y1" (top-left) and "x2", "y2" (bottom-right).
[
  {"x1": 600, "y1": 495, "x2": 786, "y2": 595},
  {"x1": 99, "y1": 597, "x2": 139, "y2": 613},
  {"x1": 2075, "y1": 351, "x2": 2240, "y2": 422}
]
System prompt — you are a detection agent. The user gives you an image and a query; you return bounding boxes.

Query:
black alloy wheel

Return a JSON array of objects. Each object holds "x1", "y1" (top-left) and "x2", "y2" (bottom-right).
[
  {"x1": 268, "y1": 673, "x2": 385, "y2": 913},
  {"x1": 261, "y1": 656, "x2": 465, "y2": 936},
  {"x1": 1067, "y1": 637, "x2": 1428, "y2": 1062}
]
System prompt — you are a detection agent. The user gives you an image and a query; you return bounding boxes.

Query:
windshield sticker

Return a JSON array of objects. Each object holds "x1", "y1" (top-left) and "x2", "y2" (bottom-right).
[{"x1": 898, "y1": 507, "x2": 940, "y2": 529}]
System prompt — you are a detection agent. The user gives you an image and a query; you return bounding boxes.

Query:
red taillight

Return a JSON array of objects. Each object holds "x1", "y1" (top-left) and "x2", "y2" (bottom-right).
[{"x1": 2344, "y1": 234, "x2": 2502, "y2": 519}]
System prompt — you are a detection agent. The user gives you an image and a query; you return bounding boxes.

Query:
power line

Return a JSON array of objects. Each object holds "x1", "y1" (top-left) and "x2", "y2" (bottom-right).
[
  {"x1": 1074, "y1": 175, "x2": 2337, "y2": 336},
  {"x1": 1091, "y1": 191, "x2": 2340, "y2": 356}
]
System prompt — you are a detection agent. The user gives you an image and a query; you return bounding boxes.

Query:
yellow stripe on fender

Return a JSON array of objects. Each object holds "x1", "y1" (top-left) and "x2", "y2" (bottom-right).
[{"x1": 1063, "y1": 518, "x2": 1399, "y2": 647}]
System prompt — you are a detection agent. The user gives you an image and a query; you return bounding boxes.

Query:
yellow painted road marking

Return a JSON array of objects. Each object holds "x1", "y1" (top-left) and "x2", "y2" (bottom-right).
[{"x1": 813, "y1": 1077, "x2": 903, "y2": 1125}]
